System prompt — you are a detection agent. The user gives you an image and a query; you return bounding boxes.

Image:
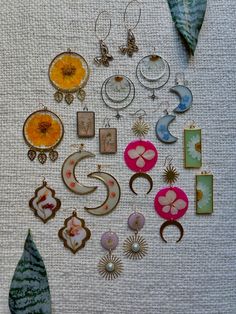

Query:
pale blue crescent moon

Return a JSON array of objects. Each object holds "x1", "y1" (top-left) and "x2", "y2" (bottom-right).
[
  {"x1": 155, "y1": 114, "x2": 178, "y2": 144},
  {"x1": 170, "y1": 85, "x2": 193, "y2": 113}
]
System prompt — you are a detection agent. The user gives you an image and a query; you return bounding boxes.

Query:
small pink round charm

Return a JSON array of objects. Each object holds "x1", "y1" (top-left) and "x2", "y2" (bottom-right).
[
  {"x1": 124, "y1": 140, "x2": 158, "y2": 172},
  {"x1": 128, "y1": 212, "x2": 145, "y2": 231},
  {"x1": 101, "y1": 231, "x2": 119, "y2": 251},
  {"x1": 154, "y1": 186, "x2": 188, "y2": 221}
]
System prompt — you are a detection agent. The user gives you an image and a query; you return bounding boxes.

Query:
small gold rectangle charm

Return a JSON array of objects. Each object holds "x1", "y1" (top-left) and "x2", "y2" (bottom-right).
[
  {"x1": 77, "y1": 111, "x2": 95, "y2": 138},
  {"x1": 184, "y1": 128, "x2": 202, "y2": 168},
  {"x1": 99, "y1": 128, "x2": 117, "y2": 154},
  {"x1": 196, "y1": 174, "x2": 213, "y2": 214}
]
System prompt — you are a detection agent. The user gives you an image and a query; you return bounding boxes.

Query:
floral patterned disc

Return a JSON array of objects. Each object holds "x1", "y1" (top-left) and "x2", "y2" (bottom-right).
[
  {"x1": 124, "y1": 140, "x2": 158, "y2": 172},
  {"x1": 23, "y1": 109, "x2": 64, "y2": 152},
  {"x1": 49, "y1": 51, "x2": 89, "y2": 93},
  {"x1": 154, "y1": 186, "x2": 189, "y2": 221},
  {"x1": 58, "y1": 211, "x2": 91, "y2": 254}
]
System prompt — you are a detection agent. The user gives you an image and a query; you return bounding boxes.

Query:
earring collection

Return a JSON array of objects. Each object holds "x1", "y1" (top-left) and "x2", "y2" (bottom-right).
[{"x1": 17, "y1": 0, "x2": 213, "y2": 284}]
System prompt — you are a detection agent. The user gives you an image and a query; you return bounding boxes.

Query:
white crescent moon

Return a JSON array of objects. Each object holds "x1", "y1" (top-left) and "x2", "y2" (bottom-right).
[
  {"x1": 170, "y1": 85, "x2": 193, "y2": 113},
  {"x1": 155, "y1": 114, "x2": 178, "y2": 144},
  {"x1": 84, "y1": 171, "x2": 121, "y2": 216},
  {"x1": 62, "y1": 151, "x2": 97, "y2": 195}
]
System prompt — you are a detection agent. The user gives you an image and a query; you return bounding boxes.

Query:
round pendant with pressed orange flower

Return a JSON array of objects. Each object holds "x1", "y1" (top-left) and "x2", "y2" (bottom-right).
[
  {"x1": 48, "y1": 50, "x2": 89, "y2": 104},
  {"x1": 23, "y1": 109, "x2": 64, "y2": 163}
]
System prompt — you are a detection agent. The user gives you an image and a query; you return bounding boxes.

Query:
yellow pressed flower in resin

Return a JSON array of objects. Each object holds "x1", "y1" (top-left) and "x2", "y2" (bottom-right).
[
  {"x1": 23, "y1": 109, "x2": 64, "y2": 163},
  {"x1": 49, "y1": 51, "x2": 89, "y2": 104}
]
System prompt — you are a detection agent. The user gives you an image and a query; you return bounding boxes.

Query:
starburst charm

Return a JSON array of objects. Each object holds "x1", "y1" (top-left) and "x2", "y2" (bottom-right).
[
  {"x1": 98, "y1": 254, "x2": 123, "y2": 280},
  {"x1": 132, "y1": 119, "x2": 150, "y2": 138},
  {"x1": 123, "y1": 234, "x2": 148, "y2": 260},
  {"x1": 163, "y1": 164, "x2": 179, "y2": 185}
]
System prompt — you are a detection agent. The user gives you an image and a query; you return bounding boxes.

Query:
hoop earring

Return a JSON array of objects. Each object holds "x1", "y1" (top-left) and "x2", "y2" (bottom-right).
[
  {"x1": 119, "y1": 0, "x2": 141, "y2": 57},
  {"x1": 94, "y1": 11, "x2": 113, "y2": 67}
]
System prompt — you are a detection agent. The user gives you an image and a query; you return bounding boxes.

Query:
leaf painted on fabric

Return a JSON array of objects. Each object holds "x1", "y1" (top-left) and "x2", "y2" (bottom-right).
[
  {"x1": 167, "y1": 0, "x2": 207, "y2": 54},
  {"x1": 9, "y1": 230, "x2": 51, "y2": 314}
]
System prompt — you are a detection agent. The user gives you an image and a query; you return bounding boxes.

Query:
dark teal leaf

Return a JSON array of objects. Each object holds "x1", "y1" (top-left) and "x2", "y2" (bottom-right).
[
  {"x1": 9, "y1": 230, "x2": 51, "y2": 314},
  {"x1": 167, "y1": 0, "x2": 207, "y2": 54}
]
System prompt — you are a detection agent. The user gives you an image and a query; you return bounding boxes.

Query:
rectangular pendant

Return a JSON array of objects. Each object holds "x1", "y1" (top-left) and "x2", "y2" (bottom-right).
[
  {"x1": 99, "y1": 128, "x2": 117, "y2": 154},
  {"x1": 77, "y1": 111, "x2": 95, "y2": 138},
  {"x1": 184, "y1": 128, "x2": 202, "y2": 168},
  {"x1": 196, "y1": 174, "x2": 213, "y2": 214}
]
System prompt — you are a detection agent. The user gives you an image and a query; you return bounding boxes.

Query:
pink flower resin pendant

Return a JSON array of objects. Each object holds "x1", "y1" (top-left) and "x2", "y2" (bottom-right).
[
  {"x1": 154, "y1": 158, "x2": 189, "y2": 243},
  {"x1": 124, "y1": 139, "x2": 158, "y2": 195},
  {"x1": 124, "y1": 139, "x2": 158, "y2": 172}
]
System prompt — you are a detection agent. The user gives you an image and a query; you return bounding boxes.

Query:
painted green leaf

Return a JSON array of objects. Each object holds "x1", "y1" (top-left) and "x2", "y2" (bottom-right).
[
  {"x1": 9, "y1": 230, "x2": 51, "y2": 314},
  {"x1": 167, "y1": 0, "x2": 207, "y2": 55}
]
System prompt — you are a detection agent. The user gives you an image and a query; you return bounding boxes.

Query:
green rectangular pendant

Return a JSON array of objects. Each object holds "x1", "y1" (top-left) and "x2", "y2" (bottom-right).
[
  {"x1": 196, "y1": 174, "x2": 213, "y2": 214},
  {"x1": 184, "y1": 128, "x2": 202, "y2": 168}
]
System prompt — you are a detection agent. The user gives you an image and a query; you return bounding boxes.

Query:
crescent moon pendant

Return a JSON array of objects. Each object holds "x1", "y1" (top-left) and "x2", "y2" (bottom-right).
[
  {"x1": 155, "y1": 114, "x2": 178, "y2": 144},
  {"x1": 61, "y1": 151, "x2": 97, "y2": 195},
  {"x1": 171, "y1": 85, "x2": 193, "y2": 113},
  {"x1": 129, "y1": 173, "x2": 153, "y2": 195},
  {"x1": 84, "y1": 172, "x2": 121, "y2": 216},
  {"x1": 160, "y1": 220, "x2": 184, "y2": 243}
]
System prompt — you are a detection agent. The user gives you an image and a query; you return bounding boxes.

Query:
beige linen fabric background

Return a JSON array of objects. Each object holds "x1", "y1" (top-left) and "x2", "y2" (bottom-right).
[{"x1": 0, "y1": 0, "x2": 236, "y2": 313}]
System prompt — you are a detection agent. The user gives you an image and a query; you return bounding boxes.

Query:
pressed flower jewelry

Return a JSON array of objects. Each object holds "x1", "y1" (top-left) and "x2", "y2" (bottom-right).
[
  {"x1": 23, "y1": 107, "x2": 64, "y2": 164},
  {"x1": 84, "y1": 164, "x2": 121, "y2": 216},
  {"x1": 124, "y1": 110, "x2": 158, "y2": 195},
  {"x1": 154, "y1": 156, "x2": 189, "y2": 243},
  {"x1": 123, "y1": 212, "x2": 148, "y2": 260},
  {"x1": 184, "y1": 120, "x2": 202, "y2": 168},
  {"x1": 101, "y1": 74, "x2": 135, "y2": 119},
  {"x1": 136, "y1": 53, "x2": 170, "y2": 100},
  {"x1": 61, "y1": 144, "x2": 97, "y2": 195},
  {"x1": 119, "y1": 0, "x2": 141, "y2": 57},
  {"x1": 58, "y1": 210, "x2": 91, "y2": 254},
  {"x1": 94, "y1": 11, "x2": 113, "y2": 67},
  {"x1": 29, "y1": 177, "x2": 61, "y2": 223},
  {"x1": 77, "y1": 106, "x2": 95, "y2": 138},
  {"x1": 98, "y1": 230, "x2": 123, "y2": 280},
  {"x1": 99, "y1": 117, "x2": 117, "y2": 154},
  {"x1": 49, "y1": 49, "x2": 89, "y2": 104},
  {"x1": 155, "y1": 106, "x2": 178, "y2": 144},
  {"x1": 196, "y1": 171, "x2": 213, "y2": 214},
  {"x1": 170, "y1": 73, "x2": 193, "y2": 113}
]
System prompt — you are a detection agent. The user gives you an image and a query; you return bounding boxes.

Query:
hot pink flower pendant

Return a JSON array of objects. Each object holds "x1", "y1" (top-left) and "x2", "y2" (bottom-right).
[
  {"x1": 124, "y1": 140, "x2": 158, "y2": 172},
  {"x1": 154, "y1": 186, "x2": 188, "y2": 221}
]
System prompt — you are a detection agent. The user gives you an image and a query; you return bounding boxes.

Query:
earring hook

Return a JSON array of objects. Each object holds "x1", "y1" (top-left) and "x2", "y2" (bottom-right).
[
  {"x1": 130, "y1": 109, "x2": 147, "y2": 119},
  {"x1": 95, "y1": 11, "x2": 112, "y2": 41},
  {"x1": 175, "y1": 73, "x2": 187, "y2": 86},
  {"x1": 103, "y1": 116, "x2": 111, "y2": 127},
  {"x1": 184, "y1": 119, "x2": 196, "y2": 128},
  {"x1": 164, "y1": 155, "x2": 173, "y2": 167},
  {"x1": 124, "y1": 0, "x2": 141, "y2": 31}
]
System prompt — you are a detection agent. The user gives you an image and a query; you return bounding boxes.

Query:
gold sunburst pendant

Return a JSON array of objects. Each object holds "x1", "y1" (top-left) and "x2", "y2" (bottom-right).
[
  {"x1": 163, "y1": 164, "x2": 179, "y2": 185},
  {"x1": 98, "y1": 254, "x2": 123, "y2": 280},
  {"x1": 123, "y1": 234, "x2": 148, "y2": 260},
  {"x1": 132, "y1": 119, "x2": 150, "y2": 137}
]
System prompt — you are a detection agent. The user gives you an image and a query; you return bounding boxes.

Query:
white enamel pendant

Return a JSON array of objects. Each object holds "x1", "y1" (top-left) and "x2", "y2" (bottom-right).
[
  {"x1": 85, "y1": 167, "x2": 121, "y2": 216},
  {"x1": 61, "y1": 148, "x2": 97, "y2": 195}
]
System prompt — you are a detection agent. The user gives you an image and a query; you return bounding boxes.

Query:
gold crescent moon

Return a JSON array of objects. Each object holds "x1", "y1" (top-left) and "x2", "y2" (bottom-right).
[
  {"x1": 160, "y1": 220, "x2": 184, "y2": 243},
  {"x1": 61, "y1": 151, "x2": 97, "y2": 195},
  {"x1": 84, "y1": 171, "x2": 121, "y2": 216},
  {"x1": 129, "y1": 173, "x2": 153, "y2": 195}
]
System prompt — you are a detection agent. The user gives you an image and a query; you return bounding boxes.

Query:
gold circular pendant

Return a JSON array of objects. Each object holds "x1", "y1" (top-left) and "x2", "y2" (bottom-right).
[
  {"x1": 49, "y1": 51, "x2": 89, "y2": 104},
  {"x1": 23, "y1": 109, "x2": 64, "y2": 163}
]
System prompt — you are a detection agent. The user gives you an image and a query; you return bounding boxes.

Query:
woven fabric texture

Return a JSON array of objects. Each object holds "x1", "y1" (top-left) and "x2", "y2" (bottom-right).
[{"x1": 0, "y1": 1, "x2": 236, "y2": 313}]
